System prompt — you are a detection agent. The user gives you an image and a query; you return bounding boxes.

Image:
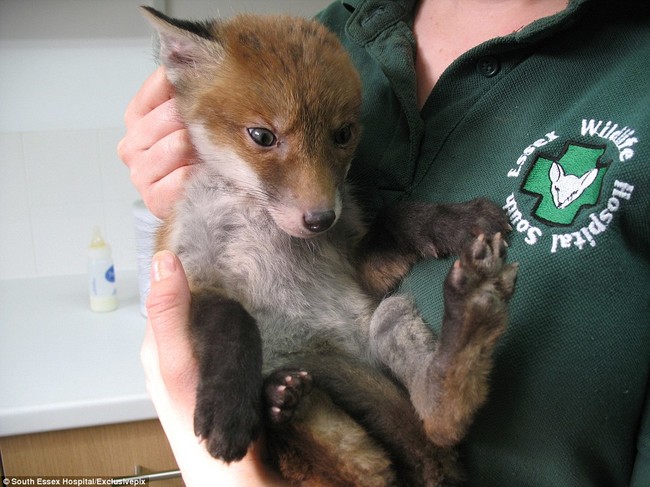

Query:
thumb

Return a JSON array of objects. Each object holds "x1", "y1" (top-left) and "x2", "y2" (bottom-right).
[
  {"x1": 145, "y1": 250, "x2": 197, "y2": 399},
  {"x1": 147, "y1": 250, "x2": 191, "y2": 331}
]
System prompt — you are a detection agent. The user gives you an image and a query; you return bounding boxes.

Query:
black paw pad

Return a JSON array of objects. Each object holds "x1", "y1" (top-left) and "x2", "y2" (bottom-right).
[{"x1": 264, "y1": 369, "x2": 313, "y2": 426}]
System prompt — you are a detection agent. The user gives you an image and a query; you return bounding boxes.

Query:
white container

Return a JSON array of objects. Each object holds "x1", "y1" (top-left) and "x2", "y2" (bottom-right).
[
  {"x1": 132, "y1": 200, "x2": 162, "y2": 317},
  {"x1": 87, "y1": 226, "x2": 118, "y2": 312}
]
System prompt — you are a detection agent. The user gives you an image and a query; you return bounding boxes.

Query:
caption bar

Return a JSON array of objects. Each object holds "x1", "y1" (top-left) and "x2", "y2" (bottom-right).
[{"x1": 3, "y1": 479, "x2": 146, "y2": 486}]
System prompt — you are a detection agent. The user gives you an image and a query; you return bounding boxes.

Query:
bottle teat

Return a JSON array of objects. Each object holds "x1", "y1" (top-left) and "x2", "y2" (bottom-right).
[{"x1": 89, "y1": 226, "x2": 107, "y2": 248}]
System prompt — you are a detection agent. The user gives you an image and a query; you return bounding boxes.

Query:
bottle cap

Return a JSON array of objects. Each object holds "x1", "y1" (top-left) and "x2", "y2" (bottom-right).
[{"x1": 89, "y1": 226, "x2": 107, "y2": 249}]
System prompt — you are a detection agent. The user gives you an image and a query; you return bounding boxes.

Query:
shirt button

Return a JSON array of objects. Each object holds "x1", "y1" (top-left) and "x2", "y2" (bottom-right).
[{"x1": 477, "y1": 56, "x2": 500, "y2": 77}]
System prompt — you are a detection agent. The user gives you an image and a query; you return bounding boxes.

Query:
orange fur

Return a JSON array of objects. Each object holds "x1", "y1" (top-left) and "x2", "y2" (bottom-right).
[
  {"x1": 179, "y1": 16, "x2": 362, "y2": 213},
  {"x1": 142, "y1": 8, "x2": 516, "y2": 486}
]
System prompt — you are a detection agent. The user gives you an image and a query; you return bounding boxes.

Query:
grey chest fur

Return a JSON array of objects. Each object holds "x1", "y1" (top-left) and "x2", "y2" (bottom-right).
[{"x1": 169, "y1": 181, "x2": 375, "y2": 365}]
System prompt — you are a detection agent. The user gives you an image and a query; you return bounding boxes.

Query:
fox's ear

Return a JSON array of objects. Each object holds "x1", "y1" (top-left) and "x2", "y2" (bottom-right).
[
  {"x1": 140, "y1": 6, "x2": 223, "y2": 84},
  {"x1": 549, "y1": 161, "x2": 565, "y2": 183}
]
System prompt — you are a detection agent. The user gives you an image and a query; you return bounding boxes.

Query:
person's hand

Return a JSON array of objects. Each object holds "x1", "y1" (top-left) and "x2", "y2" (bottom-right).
[
  {"x1": 142, "y1": 250, "x2": 287, "y2": 486},
  {"x1": 118, "y1": 67, "x2": 196, "y2": 219}
]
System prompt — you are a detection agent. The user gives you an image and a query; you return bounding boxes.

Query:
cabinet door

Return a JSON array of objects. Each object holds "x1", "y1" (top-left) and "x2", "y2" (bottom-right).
[{"x1": 0, "y1": 420, "x2": 182, "y2": 485}]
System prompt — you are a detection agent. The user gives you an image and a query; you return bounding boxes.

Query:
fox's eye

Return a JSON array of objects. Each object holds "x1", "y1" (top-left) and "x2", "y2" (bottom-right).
[
  {"x1": 334, "y1": 125, "x2": 353, "y2": 146},
  {"x1": 247, "y1": 127, "x2": 276, "y2": 147}
]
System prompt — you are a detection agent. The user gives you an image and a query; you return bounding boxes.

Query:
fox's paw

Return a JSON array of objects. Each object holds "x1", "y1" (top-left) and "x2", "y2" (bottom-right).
[
  {"x1": 441, "y1": 233, "x2": 518, "y2": 352},
  {"x1": 448, "y1": 198, "x2": 513, "y2": 253},
  {"x1": 450, "y1": 233, "x2": 518, "y2": 299},
  {"x1": 421, "y1": 234, "x2": 517, "y2": 446},
  {"x1": 418, "y1": 198, "x2": 513, "y2": 259},
  {"x1": 264, "y1": 369, "x2": 313, "y2": 427},
  {"x1": 193, "y1": 385, "x2": 261, "y2": 463},
  {"x1": 468, "y1": 198, "x2": 513, "y2": 237}
]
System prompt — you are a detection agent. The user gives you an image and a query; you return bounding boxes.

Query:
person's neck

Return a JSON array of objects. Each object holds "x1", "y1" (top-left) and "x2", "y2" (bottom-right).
[{"x1": 413, "y1": 0, "x2": 570, "y2": 108}]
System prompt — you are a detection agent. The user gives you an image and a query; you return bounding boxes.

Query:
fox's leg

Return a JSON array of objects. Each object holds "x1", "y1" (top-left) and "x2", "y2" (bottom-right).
[
  {"x1": 189, "y1": 287, "x2": 264, "y2": 462},
  {"x1": 266, "y1": 385, "x2": 398, "y2": 487},
  {"x1": 265, "y1": 358, "x2": 462, "y2": 487},
  {"x1": 357, "y1": 198, "x2": 511, "y2": 296},
  {"x1": 369, "y1": 234, "x2": 518, "y2": 446}
]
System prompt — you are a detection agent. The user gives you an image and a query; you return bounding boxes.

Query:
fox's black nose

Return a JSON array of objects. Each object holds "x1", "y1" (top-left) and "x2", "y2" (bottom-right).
[{"x1": 303, "y1": 210, "x2": 336, "y2": 233}]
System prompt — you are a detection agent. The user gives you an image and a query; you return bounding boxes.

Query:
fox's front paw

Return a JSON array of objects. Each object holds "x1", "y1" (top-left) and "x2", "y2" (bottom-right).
[
  {"x1": 395, "y1": 198, "x2": 512, "y2": 260},
  {"x1": 264, "y1": 369, "x2": 313, "y2": 427},
  {"x1": 463, "y1": 198, "x2": 513, "y2": 243},
  {"x1": 440, "y1": 233, "x2": 518, "y2": 353},
  {"x1": 427, "y1": 198, "x2": 513, "y2": 258},
  {"x1": 193, "y1": 385, "x2": 261, "y2": 462}
]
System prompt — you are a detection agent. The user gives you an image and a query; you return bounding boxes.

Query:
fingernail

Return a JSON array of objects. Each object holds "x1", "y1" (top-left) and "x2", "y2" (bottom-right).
[{"x1": 152, "y1": 250, "x2": 177, "y2": 282}]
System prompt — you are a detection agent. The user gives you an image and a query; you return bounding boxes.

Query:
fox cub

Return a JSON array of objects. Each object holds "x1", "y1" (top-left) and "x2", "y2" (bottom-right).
[{"x1": 142, "y1": 7, "x2": 518, "y2": 486}]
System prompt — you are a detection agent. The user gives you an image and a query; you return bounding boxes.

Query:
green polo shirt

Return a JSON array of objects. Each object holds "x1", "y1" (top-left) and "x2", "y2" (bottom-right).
[{"x1": 318, "y1": 1, "x2": 650, "y2": 485}]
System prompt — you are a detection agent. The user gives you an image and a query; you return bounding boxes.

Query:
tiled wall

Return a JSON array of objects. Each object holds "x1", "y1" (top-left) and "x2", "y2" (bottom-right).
[
  {"x1": 0, "y1": 128, "x2": 140, "y2": 279},
  {"x1": 0, "y1": 0, "x2": 154, "y2": 280},
  {"x1": 0, "y1": 0, "x2": 332, "y2": 281}
]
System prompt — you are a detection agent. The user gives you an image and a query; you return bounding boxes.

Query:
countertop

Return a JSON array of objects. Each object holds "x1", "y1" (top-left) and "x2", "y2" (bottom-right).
[{"x1": 0, "y1": 271, "x2": 157, "y2": 437}]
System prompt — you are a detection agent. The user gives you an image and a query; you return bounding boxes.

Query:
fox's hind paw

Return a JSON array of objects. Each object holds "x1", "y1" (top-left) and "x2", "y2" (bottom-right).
[
  {"x1": 420, "y1": 233, "x2": 518, "y2": 446},
  {"x1": 448, "y1": 232, "x2": 518, "y2": 304},
  {"x1": 437, "y1": 232, "x2": 518, "y2": 364},
  {"x1": 264, "y1": 369, "x2": 313, "y2": 426}
]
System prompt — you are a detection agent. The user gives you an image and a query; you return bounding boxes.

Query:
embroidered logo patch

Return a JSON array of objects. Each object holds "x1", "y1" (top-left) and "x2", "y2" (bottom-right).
[
  {"x1": 502, "y1": 119, "x2": 637, "y2": 254},
  {"x1": 521, "y1": 142, "x2": 610, "y2": 225}
]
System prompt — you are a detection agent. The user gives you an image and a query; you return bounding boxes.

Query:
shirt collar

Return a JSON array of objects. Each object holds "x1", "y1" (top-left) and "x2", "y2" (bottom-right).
[
  {"x1": 342, "y1": 0, "x2": 593, "y2": 47},
  {"x1": 341, "y1": 0, "x2": 591, "y2": 12},
  {"x1": 344, "y1": 0, "x2": 416, "y2": 45}
]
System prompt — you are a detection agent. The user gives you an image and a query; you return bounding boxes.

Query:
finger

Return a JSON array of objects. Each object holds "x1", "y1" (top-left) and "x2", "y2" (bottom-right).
[
  {"x1": 128, "y1": 127, "x2": 195, "y2": 219},
  {"x1": 125, "y1": 98, "x2": 186, "y2": 154},
  {"x1": 125, "y1": 67, "x2": 175, "y2": 127},
  {"x1": 143, "y1": 164, "x2": 193, "y2": 219},
  {"x1": 118, "y1": 98, "x2": 189, "y2": 173},
  {"x1": 128, "y1": 126, "x2": 195, "y2": 185}
]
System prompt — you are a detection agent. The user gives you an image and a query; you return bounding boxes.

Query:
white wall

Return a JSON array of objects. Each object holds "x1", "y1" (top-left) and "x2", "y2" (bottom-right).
[{"x1": 0, "y1": 0, "x2": 331, "y2": 279}]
